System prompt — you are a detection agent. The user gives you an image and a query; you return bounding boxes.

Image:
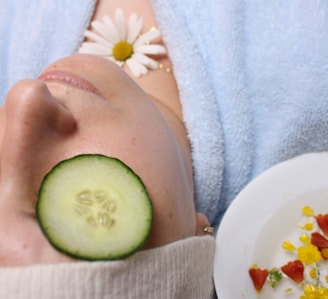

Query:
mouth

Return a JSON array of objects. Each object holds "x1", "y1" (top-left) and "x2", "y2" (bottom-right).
[{"x1": 38, "y1": 70, "x2": 103, "y2": 97}]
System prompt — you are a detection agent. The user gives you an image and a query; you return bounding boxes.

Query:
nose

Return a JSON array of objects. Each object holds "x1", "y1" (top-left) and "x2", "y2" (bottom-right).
[{"x1": 1, "y1": 79, "x2": 76, "y2": 186}]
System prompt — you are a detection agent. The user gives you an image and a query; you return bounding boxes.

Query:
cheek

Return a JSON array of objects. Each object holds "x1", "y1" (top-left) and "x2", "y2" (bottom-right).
[
  {"x1": 0, "y1": 107, "x2": 5, "y2": 144},
  {"x1": 0, "y1": 214, "x2": 74, "y2": 266}
]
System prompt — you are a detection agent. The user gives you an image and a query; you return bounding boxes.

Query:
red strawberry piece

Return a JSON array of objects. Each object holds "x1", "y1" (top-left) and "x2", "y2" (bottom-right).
[
  {"x1": 249, "y1": 268, "x2": 269, "y2": 293},
  {"x1": 311, "y1": 232, "x2": 328, "y2": 260},
  {"x1": 281, "y1": 260, "x2": 304, "y2": 284},
  {"x1": 311, "y1": 232, "x2": 328, "y2": 248},
  {"x1": 316, "y1": 214, "x2": 328, "y2": 236}
]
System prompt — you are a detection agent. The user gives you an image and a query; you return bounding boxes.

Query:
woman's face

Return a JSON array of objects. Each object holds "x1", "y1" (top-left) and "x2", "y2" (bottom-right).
[{"x1": 0, "y1": 54, "x2": 206, "y2": 266}]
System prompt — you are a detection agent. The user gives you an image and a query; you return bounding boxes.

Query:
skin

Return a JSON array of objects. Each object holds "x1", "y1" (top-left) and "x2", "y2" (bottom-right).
[{"x1": 0, "y1": 54, "x2": 210, "y2": 266}]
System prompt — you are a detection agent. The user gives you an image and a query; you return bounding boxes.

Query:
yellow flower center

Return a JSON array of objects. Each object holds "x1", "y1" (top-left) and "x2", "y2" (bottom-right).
[
  {"x1": 309, "y1": 268, "x2": 318, "y2": 279},
  {"x1": 304, "y1": 222, "x2": 314, "y2": 231},
  {"x1": 301, "y1": 285, "x2": 328, "y2": 299},
  {"x1": 300, "y1": 234, "x2": 311, "y2": 244},
  {"x1": 112, "y1": 41, "x2": 133, "y2": 61},
  {"x1": 303, "y1": 206, "x2": 315, "y2": 216},
  {"x1": 322, "y1": 248, "x2": 328, "y2": 260},
  {"x1": 298, "y1": 244, "x2": 321, "y2": 265}
]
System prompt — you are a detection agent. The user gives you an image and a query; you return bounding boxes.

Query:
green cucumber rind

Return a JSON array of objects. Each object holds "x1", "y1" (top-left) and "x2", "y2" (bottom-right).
[{"x1": 36, "y1": 154, "x2": 153, "y2": 261}]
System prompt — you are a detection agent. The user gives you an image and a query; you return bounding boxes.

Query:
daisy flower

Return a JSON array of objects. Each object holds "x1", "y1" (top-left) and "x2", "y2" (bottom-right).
[
  {"x1": 299, "y1": 216, "x2": 319, "y2": 233},
  {"x1": 319, "y1": 269, "x2": 328, "y2": 288},
  {"x1": 299, "y1": 207, "x2": 318, "y2": 234},
  {"x1": 303, "y1": 264, "x2": 320, "y2": 286},
  {"x1": 78, "y1": 8, "x2": 166, "y2": 77}
]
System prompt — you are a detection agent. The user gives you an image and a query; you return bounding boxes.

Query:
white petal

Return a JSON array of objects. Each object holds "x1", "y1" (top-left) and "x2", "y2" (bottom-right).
[
  {"x1": 132, "y1": 53, "x2": 158, "y2": 69},
  {"x1": 78, "y1": 42, "x2": 112, "y2": 56},
  {"x1": 115, "y1": 9, "x2": 126, "y2": 40},
  {"x1": 127, "y1": 14, "x2": 143, "y2": 43},
  {"x1": 90, "y1": 20, "x2": 109, "y2": 39},
  {"x1": 92, "y1": 16, "x2": 118, "y2": 44},
  {"x1": 134, "y1": 44, "x2": 166, "y2": 55},
  {"x1": 126, "y1": 58, "x2": 148, "y2": 77},
  {"x1": 134, "y1": 29, "x2": 161, "y2": 47},
  {"x1": 84, "y1": 30, "x2": 113, "y2": 48},
  {"x1": 103, "y1": 16, "x2": 120, "y2": 43}
]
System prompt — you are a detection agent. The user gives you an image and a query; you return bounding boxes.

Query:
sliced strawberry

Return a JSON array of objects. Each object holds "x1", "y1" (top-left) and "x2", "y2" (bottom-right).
[
  {"x1": 311, "y1": 232, "x2": 328, "y2": 260},
  {"x1": 249, "y1": 267, "x2": 269, "y2": 293},
  {"x1": 311, "y1": 232, "x2": 328, "y2": 248},
  {"x1": 316, "y1": 214, "x2": 328, "y2": 236},
  {"x1": 281, "y1": 260, "x2": 304, "y2": 284}
]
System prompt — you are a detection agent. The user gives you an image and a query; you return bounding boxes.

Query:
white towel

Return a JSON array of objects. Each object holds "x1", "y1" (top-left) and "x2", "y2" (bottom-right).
[{"x1": 152, "y1": 0, "x2": 328, "y2": 227}]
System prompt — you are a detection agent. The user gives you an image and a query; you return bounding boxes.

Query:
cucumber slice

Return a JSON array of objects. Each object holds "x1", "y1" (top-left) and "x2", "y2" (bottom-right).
[{"x1": 36, "y1": 154, "x2": 153, "y2": 261}]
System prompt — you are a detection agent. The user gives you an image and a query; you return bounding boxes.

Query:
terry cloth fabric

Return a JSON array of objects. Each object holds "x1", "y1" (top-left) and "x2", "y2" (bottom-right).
[
  {"x1": 152, "y1": 0, "x2": 328, "y2": 227},
  {"x1": 0, "y1": 236, "x2": 215, "y2": 299},
  {"x1": 0, "y1": 0, "x2": 97, "y2": 100},
  {"x1": 2, "y1": 1, "x2": 328, "y2": 228}
]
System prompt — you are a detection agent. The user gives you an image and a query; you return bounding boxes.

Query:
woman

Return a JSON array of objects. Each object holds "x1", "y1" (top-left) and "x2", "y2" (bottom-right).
[
  {"x1": 0, "y1": 0, "x2": 215, "y2": 298},
  {"x1": 1, "y1": 0, "x2": 328, "y2": 297}
]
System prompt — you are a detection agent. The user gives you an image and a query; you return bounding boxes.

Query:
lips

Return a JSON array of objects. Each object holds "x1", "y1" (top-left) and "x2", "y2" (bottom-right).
[{"x1": 38, "y1": 70, "x2": 103, "y2": 97}]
